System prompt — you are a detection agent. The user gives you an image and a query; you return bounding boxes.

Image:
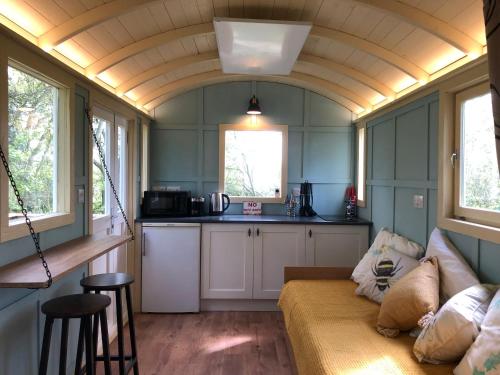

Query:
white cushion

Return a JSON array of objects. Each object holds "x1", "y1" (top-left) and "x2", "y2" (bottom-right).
[
  {"x1": 454, "y1": 288, "x2": 500, "y2": 375},
  {"x1": 352, "y1": 228, "x2": 424, "y2": 283},
  {"x1": 425, "y1": 228, "x2": 480, "y2": 302},
  {"x1": 413, "y1": 284, "x2": 496, "y2": 364},
  {"x1": 373, "y1": 227, "x2": 425, "y2": 258},
  {"x1": 353, "y1": 245, "x2": 420, "y2": 304}
]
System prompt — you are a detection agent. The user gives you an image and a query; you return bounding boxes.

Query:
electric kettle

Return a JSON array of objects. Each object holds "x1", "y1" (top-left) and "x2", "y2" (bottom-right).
[{"x1": 208, "y1": 192, "x2": 230, "y2": 215}]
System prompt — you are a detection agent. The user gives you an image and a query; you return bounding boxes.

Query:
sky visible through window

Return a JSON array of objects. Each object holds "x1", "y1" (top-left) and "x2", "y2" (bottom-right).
[
  {"x1": 224, "y1": 130, "x2": 282, "y2": 198},
  {"x1": 461, "y1": 92, "x2": 500, "y2": 212}
]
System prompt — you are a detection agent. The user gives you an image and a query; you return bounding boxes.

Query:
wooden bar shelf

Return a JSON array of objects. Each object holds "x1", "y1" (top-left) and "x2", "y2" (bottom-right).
[{"x1": 0, "y1": 234, "x2": 131, "y2": 288}]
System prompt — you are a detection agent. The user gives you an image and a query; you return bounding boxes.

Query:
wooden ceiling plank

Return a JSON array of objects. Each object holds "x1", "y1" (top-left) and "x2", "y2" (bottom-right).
[
  {"x1": 85, "y1": 22, "x2": 213, "y2": 77},
  {"x1": 38, "y1": 0, "x2": 155, "y2": 51},
  {"x1": 311, "y1": 25, "x2": 429, "y2": 81},
  {"x1": 117, "y1": 51, "x2": 219, "y2": 93},
  {"x1": 350, "y1": 0, "x2": 483, "y2": 55},
  {"x1": 299, "y1": 54, "x2": 394, "y2": 97}
]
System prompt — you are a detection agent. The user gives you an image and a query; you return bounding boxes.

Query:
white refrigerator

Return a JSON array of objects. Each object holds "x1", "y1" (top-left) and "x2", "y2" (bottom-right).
[{"x1": 141, "y1": 223, "x2": 200, "y2": 313}]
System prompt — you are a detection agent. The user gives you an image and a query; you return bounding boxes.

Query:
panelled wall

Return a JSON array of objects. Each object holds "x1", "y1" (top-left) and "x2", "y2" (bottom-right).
[
  {"x1": 358, "y1": 93, "x2": 500, "y2": 284},
  {"x1": 151, "y1": 81, "x2": 355, "y2": 215},
  {"x1": 0, "y1": 86, "x2": 90, "y2": 374}
]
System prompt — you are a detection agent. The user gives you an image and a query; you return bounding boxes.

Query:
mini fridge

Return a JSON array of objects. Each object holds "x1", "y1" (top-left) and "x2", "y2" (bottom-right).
[{"x1": 141, "y1": 223, "x2": 200, "y2": 313}]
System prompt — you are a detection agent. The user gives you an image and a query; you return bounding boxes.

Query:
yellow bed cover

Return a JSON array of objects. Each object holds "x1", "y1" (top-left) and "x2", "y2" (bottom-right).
[{"x1": 278, "y1": 280, "x2": 454, "y2": 375}]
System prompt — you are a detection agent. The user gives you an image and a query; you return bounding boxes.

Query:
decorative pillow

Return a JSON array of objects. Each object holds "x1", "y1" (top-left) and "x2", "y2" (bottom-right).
[
  {"x1": 413, "y1": 284, "x2": 496, "y2": 364},
  {"x1": 425, "y1": 228, "x2": 479, "y2": 302},
  {"x1": 352, "y1": 228, "x2": 424, "y2": 283},
  {"x1": 454, "y1": 288, "x2": 500, "y2": 375},
  {"x1": 353, "y1": 245, "x2": 420, "y2": 304},
  {"x1": 377, "y1": 257, "x2": 440, "y2": 338}
]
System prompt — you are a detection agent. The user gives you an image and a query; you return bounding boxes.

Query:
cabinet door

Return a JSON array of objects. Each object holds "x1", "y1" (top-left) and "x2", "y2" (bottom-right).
[
  {"x1": 201, "y1": 224, "x2": 254, "y2": 299},
  {"x1": 305, "y1": 225, "x2": 369, "y2": 267},
  {"x1": 253, "y1": 224, "x2": 306, "y2": 299}
]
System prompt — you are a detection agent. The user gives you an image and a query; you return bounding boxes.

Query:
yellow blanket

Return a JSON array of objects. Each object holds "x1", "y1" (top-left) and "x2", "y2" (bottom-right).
[{"x1": 278, "y1": 280, "x2": 454, "y2": 375}]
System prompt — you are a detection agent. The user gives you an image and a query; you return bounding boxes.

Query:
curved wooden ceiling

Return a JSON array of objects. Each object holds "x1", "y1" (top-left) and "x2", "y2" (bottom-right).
[{"x1": 0, "y1": 0, "x2": 486, "y2": 117}]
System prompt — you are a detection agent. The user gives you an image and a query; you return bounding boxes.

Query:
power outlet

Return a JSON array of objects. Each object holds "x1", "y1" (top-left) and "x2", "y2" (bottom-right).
[{"x1": 413, "y1": 195, "x2": 424, "y2": 209}]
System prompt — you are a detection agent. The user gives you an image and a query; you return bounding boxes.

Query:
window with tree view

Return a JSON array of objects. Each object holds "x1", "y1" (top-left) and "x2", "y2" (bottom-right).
[
  {"x1": 220, "y1": 124, "x2": 287, "y2": 203},
  {"x1": 7, "y1": 65, "x2": 58, "y2": 223},
  {"x1": 455, "y1": 84, "x2": 500, "y2": 226}
]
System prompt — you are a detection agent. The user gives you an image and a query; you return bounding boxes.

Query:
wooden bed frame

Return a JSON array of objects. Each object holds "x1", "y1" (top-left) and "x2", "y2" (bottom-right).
[
  {"x1": 284, "y1": 266, "x2": 354, "y2": 283},
  {"x1": 281, "y1": 266, "x2": 355, "y2": 375}
]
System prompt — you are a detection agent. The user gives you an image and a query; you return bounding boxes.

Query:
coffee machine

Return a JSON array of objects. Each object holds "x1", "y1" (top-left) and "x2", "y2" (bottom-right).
[{"x1": 299, "y1": 181, "x2": 317, "y2": 217}]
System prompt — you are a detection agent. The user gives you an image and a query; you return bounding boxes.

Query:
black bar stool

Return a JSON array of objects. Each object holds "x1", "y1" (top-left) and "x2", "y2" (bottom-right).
[
  {"x1": 80, "y1": 273, "x2": 139, "y2": 375},
  {"x1": 39, "y1": 293, "x2": 112, "y2": 375}
]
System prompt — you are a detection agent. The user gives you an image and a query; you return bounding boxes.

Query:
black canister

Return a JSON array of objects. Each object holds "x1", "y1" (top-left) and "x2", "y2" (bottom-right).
[{"x1": 191, "y1": 197, "x2": 205, "y2": 216}]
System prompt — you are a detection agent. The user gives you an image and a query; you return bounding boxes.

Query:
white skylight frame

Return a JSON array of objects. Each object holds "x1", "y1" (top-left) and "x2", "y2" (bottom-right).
[{"x1": 214, "y1": 17, "x2": 312, "y2": 75}]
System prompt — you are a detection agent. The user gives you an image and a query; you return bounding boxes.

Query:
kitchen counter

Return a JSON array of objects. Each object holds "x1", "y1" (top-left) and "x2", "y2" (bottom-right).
[{"x1": 136, "y1": 215, "x2": 371, "y2": 225}]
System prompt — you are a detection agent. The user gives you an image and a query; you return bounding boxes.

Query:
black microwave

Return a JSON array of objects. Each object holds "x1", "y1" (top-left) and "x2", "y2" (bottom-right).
[{"x1": 142, "y1": 191, "x2": 191, "y2": 217}]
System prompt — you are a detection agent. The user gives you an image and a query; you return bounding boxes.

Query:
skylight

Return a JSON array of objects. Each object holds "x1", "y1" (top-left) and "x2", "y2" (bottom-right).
[{"x1": 214, "y1": 18, "x2": 312, "y2": 75}]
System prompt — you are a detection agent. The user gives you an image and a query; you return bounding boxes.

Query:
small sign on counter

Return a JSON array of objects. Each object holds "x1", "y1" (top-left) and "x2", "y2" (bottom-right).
[{"x1": 243, "y1": 201, "x2": 262, "y2": 215}]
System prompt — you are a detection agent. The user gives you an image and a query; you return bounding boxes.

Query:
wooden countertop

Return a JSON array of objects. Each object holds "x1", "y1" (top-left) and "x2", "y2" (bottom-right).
[{"x1": 0, "y1": 234, "x2": 131, "y2": 288}]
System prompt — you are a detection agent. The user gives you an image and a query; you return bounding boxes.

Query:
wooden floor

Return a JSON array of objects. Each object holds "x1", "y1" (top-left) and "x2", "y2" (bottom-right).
[{"x1": 98, "y1": 312, "x2": 294, "y2": 375}]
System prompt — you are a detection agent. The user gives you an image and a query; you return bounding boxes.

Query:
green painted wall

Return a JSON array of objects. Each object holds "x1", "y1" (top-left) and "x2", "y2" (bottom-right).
[
  {"x1": 358, "y1": 92, "x2": 500, "y2": 284},
  {"x1": 150, "y1": 81, "x2": 355, "y2": 215}
]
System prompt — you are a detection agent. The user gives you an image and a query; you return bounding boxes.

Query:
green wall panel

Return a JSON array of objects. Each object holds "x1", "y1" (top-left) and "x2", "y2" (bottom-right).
[
  {"x1": 309, "y1": 92, "x2": 352, "y2": 127},
  {"x1": 150, "y1": 129, "x2": 199, "y2": 181},
  {"x1": 394, "y1": 187, "x2": 427, "y2": 246},
  {"x1": 151, "y1": 81, "x2": 354, "y2": 215},
  {"x1": 371, "y1": 186, "x2": 394, "y2": 236},
  {"x1": 479, "y1": 241, "x2": 500, "y2": 283},
  {"x1": 153, "y1": 90, "x2": 199, "y2": 125},
  {"x1": 304, "y1": 131, "x2": 352, "y2": 182},
  {"x1": 371, "y1": 119, "x2": 395, "y2": 180},
  {"x1": 256, "y1": 82, "x2": 304, "y2": 126},
  {"x1": 395, "y1": 105, "x2": 428, "y2": 181},
  {"x1": 204, "y1": 82, "x2": 252, "y2": 124},
  {"x1": 428, "y1": 100, "x2": 439, "y2": 181}
]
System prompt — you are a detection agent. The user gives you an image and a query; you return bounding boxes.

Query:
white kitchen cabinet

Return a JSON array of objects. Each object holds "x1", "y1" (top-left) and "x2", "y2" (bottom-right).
[
  {"x1": 201, "y1": 224, "x2": 254, "y2": 299},
  {"x1": 253, "y1": 224, "x2": 306, "y2": 299},
  {"x1": 305, "y1": 225, "x2": 369, "y2": 267}
]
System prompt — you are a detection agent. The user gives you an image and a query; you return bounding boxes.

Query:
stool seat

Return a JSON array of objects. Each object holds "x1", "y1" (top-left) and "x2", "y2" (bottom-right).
[
  {"x1": 81, "y1": 272, "x2": 134, "y2": 290},
  {"x1": 41, "y1": 294, "x2": 111, "y2": 319}
]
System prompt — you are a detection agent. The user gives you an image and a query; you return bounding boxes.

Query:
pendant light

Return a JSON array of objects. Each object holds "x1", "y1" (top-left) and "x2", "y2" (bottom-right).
[{"x1": 246, "y1": 95, "x2": 262, "y2": 115}]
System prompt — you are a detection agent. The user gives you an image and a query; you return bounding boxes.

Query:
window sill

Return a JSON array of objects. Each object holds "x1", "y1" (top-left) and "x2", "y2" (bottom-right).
[
  {"x1": 229, "y1": 197, "x2": 286, "y2": 204},
  {"x1": 437, "y1": 216, "x2": 500, "y2": 245},
  {"x1": 0, "y1": 212, "x2": 75, "y2": 243}
]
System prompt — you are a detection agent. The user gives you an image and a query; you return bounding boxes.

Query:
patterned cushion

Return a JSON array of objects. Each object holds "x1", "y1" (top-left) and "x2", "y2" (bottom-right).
[
  {"x1": 353, "y1": 244, "x2": 420, "y2": 304},
  {"x1": 454, "y1": 288, "x2": 500, "y2": 375},
  {"x1": 413, "y1": 284, "x2": 496, "y2": 364}
]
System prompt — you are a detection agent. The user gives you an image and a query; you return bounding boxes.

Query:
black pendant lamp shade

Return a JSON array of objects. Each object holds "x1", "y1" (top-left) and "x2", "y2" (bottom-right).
[{"x1": 247, "y1": 95, "x2": 262, "y2": 115}]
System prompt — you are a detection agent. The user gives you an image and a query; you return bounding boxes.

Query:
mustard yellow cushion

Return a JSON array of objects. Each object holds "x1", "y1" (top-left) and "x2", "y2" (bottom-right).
[
  {"x1": 377, "y1": 257, "x2": 440, "y2": 337},
  {"x1": 278, "y1": 280, "x2": 454, "y2": 375}
]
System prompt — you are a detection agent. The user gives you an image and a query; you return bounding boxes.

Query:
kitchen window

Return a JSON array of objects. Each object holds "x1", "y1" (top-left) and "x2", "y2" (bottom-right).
[
  {"x1": 1, "y1": 61, "x2": 72, "y2": 242},
  {"x1": 219, "y1": 123, "x2": 288, "y2": 203},
  {"x1": 454, "y1": 82, "x2": 500, "y2": 227},
  {"x1": 356, "y1": 123, "x2": 366, "y2": 207}
]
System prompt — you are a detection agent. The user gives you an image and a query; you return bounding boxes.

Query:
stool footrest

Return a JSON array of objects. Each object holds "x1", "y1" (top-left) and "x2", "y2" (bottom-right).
[{"x1": 96, "y1": 354, "x2": 134, "y2": 361}]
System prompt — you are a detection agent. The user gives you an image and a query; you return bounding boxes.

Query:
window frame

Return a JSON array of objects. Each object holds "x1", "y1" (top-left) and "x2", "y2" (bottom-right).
[
  {"x1": 453, "y1": 82, "x2": 500, "y2": 227},
  {"x1": 356, "y1": 122, "x2": 367, "y2": 208},
  {"x1": 0, "y1": 58, "x2": 73, "y2": 242},
  {"x1": 218, "y1": 123, "x2": 288, "y2": 204}
]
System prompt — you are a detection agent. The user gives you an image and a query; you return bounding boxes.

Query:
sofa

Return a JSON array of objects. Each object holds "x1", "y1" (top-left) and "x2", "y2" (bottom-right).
[{"x1": 278, "y1": 269, "x2": 455, "y2": 375}]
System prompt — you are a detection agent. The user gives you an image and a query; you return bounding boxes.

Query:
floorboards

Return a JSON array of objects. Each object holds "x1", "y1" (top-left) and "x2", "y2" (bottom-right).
[{"x1": 97, "y1": 312, "x2": 294, "y2": 375}]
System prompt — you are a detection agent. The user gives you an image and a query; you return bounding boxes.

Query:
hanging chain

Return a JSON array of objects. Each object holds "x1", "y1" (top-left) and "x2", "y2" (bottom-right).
[
  {"x1": 0, "y1": 144, "x2": 52, "y2": 288},
  {"x1": 85, "y1": 107, "x2": 134, "y2": 240}
]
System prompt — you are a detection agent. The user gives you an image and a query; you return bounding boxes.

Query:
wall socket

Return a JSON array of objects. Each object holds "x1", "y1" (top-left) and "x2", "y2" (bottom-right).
[{"x1": 413, "y1": 195, "x2": 424, "y2": 209}]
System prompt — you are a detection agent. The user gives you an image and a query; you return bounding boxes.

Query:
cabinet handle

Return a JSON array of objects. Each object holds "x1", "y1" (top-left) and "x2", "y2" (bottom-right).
[
  {"x1": 256, "y1": 228, "x2": 260, "y2": 236},
  {"x1": 309, "y1": 229, "x2": 312, "y2": 238},
  {"x1": 248, "y1": 228, "x2": 252, "y2": 237},
  {"x1": 142, "y1": 232, "x2": 146, "y2": 256}
]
